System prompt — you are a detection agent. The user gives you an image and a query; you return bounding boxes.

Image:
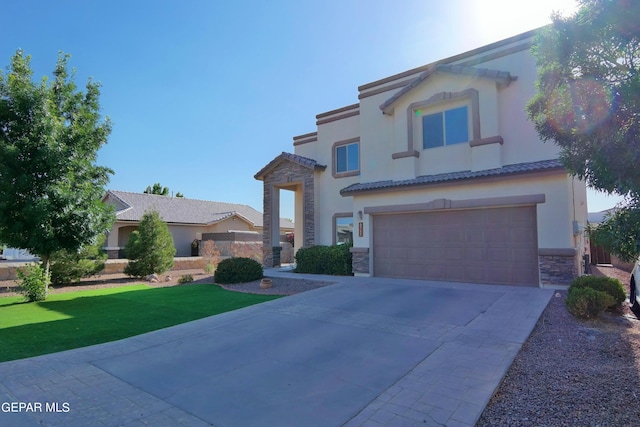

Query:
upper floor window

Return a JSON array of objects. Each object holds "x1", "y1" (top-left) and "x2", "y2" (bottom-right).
[
  {"x1": 422, "y1": 105, "x2": 469, "y2": 149},
  {"x1": 333, "y1": 138, "x2": 360, "y2": 178}
]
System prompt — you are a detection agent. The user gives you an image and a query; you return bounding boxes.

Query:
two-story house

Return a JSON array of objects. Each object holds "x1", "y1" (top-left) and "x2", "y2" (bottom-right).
[{"x1": 255, "y1": 28, "x2": 588, "y2": 287}]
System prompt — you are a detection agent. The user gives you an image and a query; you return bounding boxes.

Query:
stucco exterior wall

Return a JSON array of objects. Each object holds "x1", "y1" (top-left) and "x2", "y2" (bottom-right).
[
  {"x1": 106, "y1": 217, "x2": 256, "y2": 258},
  {"x1": 282, "y1": 29, "x2": 588, "y2": 285},
  {"x1": 296, "y1": 115, "x2": 360, "y2": 246},
  {"x1": 348, "y1": 172, "x2": 580, "y2": 252}
]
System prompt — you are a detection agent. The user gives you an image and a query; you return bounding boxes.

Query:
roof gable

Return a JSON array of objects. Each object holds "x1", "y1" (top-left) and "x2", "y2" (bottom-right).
[
  {"x1": 254, "y1": 152, "x2": 326, "y2": 181},
  {"x1": 380, "y1": 64, "x2": 515, "y2": 115}
]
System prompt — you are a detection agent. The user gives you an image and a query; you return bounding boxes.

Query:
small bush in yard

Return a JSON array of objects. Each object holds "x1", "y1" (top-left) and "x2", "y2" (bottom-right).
[
  {"x1": 17, "y1": 264, "x2": 50, "y2": 302},
  {"x1": 214, "y1": 257, "x2": 263, "y2": 284},
  {"x1": 200, "y1": 240, "x2": 221, "y2": 273},
  {"x1": 566, "y1": 286, "x2": 616, "y2": 319},
  {"x1": 569, "y1": 275, "x2": 626, "y2": 306},
  {"x1": 124, "y1": 210, "x2": 176, "y2": 277},
  {"x1": 204, "y1": 263, "x2": 216, "y2": 274},
  {"x1": 294, "y1": 244, "x2": 352, "y2": 275},
  {"x1": 178, "y1": 274, "x2": 194, "y2": 284}
]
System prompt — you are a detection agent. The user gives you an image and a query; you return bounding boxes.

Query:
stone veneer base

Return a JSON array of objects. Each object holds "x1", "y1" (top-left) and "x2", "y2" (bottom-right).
[{"x1": 539, "y1": 255, "x2": 577, "y2": 286}]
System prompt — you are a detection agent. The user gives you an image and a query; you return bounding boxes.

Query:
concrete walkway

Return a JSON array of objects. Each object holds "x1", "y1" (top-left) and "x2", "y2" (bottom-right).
[{"x1": 0, "y1": 270, "x2": 553, "y2": 426}]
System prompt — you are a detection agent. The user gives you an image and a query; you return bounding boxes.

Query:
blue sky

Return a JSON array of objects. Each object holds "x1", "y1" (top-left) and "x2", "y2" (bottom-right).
[{"x1": 1, "y1": 0, "x2": 622, "y2": 219}]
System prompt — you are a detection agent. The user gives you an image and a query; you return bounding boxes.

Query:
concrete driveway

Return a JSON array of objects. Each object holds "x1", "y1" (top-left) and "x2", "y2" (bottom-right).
[{"x1": 0, "y1": 270, "x2": 552, "y2": 427}]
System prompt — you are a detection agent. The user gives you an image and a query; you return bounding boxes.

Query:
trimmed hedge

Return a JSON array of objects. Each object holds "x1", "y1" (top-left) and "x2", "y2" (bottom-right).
[
  {"x1": 566, "y1": 286, "x2": 615, "y2": 319},
  {"x1": 294, "y1": 244, "x2": 352, "y2": 276},
  {"x1": 565, "y1": 275, "x2": 625, "y2": 319},
  {"x1": 214, "y1": 257, "x2": 263, "y2": 284},
  {"x1": 569, "y1": 275, "x2": 626, "y2": 306}
]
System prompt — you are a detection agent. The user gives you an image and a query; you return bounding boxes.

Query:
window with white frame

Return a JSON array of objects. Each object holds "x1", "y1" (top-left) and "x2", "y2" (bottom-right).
[
  {"x1": 335, "y1": 141, "x2": 359, "y2": 175},
  {"x1": 421, "y1": 105, "x2": 469, "y2": 149}
]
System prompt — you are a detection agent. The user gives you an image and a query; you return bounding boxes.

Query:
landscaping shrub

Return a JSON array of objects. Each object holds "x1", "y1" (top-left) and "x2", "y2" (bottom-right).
[
  {"x1": 569, "y1": 275, "x2": 626, "y2": 306},
  {"x1": 50, "y1": 236, "x2": 107, "y2": 286},
  {"x1": 566, "y1": 286, "x2": 616, "y2": 319},
  {"x1": 214, "y1": 257, "x2": 263, "y2": 284},
  {"x1": 200, "y1": 240, "x2": 221, "y2": 274},
  {"x1": 294, "y1": 244, "x2": 352, "y2": 275},
  {"x1": 17, "y1": 264, "x2": 50, "y2": 302},
  {"x1": 124, "y1": 210, "x2": 176, "y2": 277},
  {"x1": 204, "y1": 263, "x2": 216, "y2": 274},
  {"x1": 178, "y1": 274, "x2": 194, "y2": 284}
]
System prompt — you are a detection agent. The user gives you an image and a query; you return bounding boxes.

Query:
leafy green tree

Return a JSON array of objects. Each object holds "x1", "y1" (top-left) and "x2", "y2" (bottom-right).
[
  {"x1": 0, "y1": 50, "x2": 114, "y2": 276},
  {"x1": 527, "y1": 0, "x2": 640, "y2": 261},
  {"x1": 124, "y1": 210, "x2": 176, "y2": 277},
  {"x1": 143, "y1": 183, "x2": 184, "y2": 197},
  {"x1": 144, "y1": 183, "x2": 169, "y2": 196}
]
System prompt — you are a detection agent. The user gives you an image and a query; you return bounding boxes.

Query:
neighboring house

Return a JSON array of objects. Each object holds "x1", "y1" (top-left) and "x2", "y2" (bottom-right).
[
  {"x1": 102, "y1": 190, "x2": 294, "y2": 258},
  {"x1": 255, "y1": 28, "x2": 588, "y2": 287},
  {"x1": 0, "y1": 247, "x2": 38, "y2": 262}
]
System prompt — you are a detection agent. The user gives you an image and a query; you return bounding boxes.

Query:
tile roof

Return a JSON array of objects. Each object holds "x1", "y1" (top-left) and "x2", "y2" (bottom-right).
[
  {"x1": 340, "y1": 159, "x2": 565, "y2": 195},
  {"x1": 254, "y1": 152, "x2": 326, "y2": 180},
  {"x1": 380, "y1": 64, "x2": 515, "y2": 115},
  {"x1": 105, "y1": 190, "x2": 294, "y2": 229}
]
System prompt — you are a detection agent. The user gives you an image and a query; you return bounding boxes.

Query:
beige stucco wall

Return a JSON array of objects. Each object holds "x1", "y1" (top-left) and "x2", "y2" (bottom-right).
[
  {"x1": 106, "y1": 216, "x2": 256, "y2": 258},
  {"x1": 290, "y1": 32, "x2": 588, "y2": 281},
  {"x1": 348, "y1": 172, "x2": 580, "y2": 250},
  {"x1": 296, "y1": 114, "x2": 360, "y2": 246}
]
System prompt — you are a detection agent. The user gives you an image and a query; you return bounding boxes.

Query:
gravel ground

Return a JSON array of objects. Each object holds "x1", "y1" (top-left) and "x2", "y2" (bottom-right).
[{"x1": 477, "y1": 265, "x2": 640, "y2": 426}]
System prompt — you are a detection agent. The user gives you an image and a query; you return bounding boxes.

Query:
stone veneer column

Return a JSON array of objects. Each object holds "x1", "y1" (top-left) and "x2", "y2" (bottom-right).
[
  {"x1": 261, "y1": 160, "x2": 316, "y2": 267},
  {"x1": 350, "y1": 247, "x2": 370, "y2": 275},
  {"x1": 262, "y1": 181, "x2": 275, "y2": 267},
  {"x1": 271, "y1": 247, "x2": 282, "y2": 267},
  {"x1": 303, "y1": 173, "x2": 315, "y2": 248}
]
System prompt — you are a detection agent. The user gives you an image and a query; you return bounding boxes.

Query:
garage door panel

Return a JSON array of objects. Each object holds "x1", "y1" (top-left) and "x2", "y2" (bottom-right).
[
  {"x1": 465, "y1": 247, "x2": 486, "y2": 262},
  {"x1": 487, "y1": 247, "x2": 509, "y2": 262},
  {"x1": 373, "y1": 207, "x2": 538, "y2": 286},
  {"x1": 444, "y1": 247, "x2": 464, "y2": 261}
]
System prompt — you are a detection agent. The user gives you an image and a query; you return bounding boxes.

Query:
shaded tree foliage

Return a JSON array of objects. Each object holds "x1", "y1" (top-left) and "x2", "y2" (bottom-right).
[
  {"x1": 50, "y1": 235, "x2": 107, "y2": 286},
  {"x1": 0, "y1": 50, "x2": 114, "y2": 273},
  {"x1": 527, "y1": 0, "x2": 640, "y2": 260}
]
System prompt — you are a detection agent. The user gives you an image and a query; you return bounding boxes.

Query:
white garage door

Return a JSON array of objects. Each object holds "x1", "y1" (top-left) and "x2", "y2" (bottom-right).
[{"x1": 372, "y1": 206, "x2": 539, "y2": 286}]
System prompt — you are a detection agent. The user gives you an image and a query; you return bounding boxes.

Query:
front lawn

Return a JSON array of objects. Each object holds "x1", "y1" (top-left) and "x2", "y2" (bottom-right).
[{"x1": 0, "y1": 284, "x2": 281, "y2": 362}]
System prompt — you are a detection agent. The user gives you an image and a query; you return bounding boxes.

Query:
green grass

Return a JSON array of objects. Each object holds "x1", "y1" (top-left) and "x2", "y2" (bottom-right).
[{"x1": 0, "y1": 284, "x2": 281, "y2": 362}]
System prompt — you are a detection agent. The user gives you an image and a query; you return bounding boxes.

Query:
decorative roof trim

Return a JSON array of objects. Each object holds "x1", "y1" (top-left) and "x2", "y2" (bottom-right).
[
  {"x1": 316, "y1": 103, "x2": 359, "y2": 119},
  {"x1": 254, "y1": 152, "x2": 326, "y2": 181},
  {"x1": 316, "y1": 110, "x2": 359, "y2": 126},
  {"x1": 359, "y1": 27, "x2": 537, "y2": 92},
  {"x1": 340, "y1": 159, "x2": 565, "y2": 196},
  {"x1": 380, "y1": 64, "x2": 515, "y2": 115},
  {"x1": 293, "y1": 131, "x2": 318, "y2": 140}
]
